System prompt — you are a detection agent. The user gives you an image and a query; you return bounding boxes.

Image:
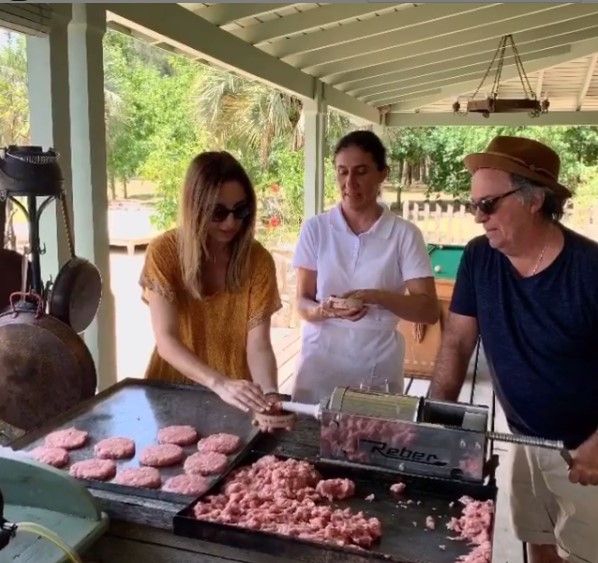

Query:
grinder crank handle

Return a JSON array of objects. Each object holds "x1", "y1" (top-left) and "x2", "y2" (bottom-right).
[
  {"x1": 279, "y1": 401, "x2": 322, "y2": 420},
  {"x1": 487, "y1": 431, "x2": 573, "y2": 467}
]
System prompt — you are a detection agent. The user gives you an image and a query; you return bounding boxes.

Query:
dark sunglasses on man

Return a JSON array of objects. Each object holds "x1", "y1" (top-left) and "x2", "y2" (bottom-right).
[
  {"x1": 466, "y1": 187, "x2": 522, "y2": 215},
  {"x1": 211, "y1": 202, "x2": 251, "y2": 223}
]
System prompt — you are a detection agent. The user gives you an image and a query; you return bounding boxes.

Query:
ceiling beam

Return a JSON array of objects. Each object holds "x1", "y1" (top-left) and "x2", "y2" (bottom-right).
[
  {"x1": 391, "y1": 36, "x2": 598, "y2": 111},
  {"x1": 262, "y1": 3, "x2": 491, "y2": 59},
  {"x1": 233, "y1": 5, "x2": 388, "y2": 45},
  {"x1": 107, "y1": 4, "x2": 312, "y2": 98},
  {"x1": 297, "y1": 4, "x2": 571, "y2": 73},
  {"x1": 364, "y1": 46, "x2": 570, "y2": 106},
  {"x1": 325, "y1": 13, "x2": 598, "y2": 87},
  {"x1": 346, "y1": 25, "x2": 598, "y2": 98},
  {"x1": 185, "y1": 4, "x2": 286, "y2": 26},
  {"x1": 305, "y1": 4, "x2": 598, "y2": 78},
  {"x1": 387, "y1": 111, "x2": 598, "y2": 127},
  {"x1": 577, "y1": 54, "x2": 598, "y2": 110},
  {"x1": 323, "y1": 85, "x2": 379, "y2": 124},
  {"x1": 105, "y1": 4, "x2": 379, "y2": 124}
]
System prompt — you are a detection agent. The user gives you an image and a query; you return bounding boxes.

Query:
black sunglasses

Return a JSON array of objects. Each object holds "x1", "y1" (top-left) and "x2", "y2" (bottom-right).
[
  {"x1": 466, "y1": 187, "x2": 521, "y2": 215},
  {"x1": 211, "y1": 202, "x2": 251, "y2": 223}
]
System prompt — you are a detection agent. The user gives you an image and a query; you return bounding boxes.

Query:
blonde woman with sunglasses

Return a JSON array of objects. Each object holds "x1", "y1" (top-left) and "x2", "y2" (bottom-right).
[{"x1": 140, "y1": 151, "x2": 281, "y2": 413}]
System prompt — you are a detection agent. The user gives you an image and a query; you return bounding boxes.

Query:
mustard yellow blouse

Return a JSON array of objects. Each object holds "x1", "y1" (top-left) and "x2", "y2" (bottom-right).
[{"x1": 139, "y1": 229, "x2": 281, "y2": 385}]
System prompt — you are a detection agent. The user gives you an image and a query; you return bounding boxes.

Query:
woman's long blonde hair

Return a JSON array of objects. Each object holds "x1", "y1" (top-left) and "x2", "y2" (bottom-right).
[{"x1": 178, "y1": 151, "x2": 256, "y2": 299}]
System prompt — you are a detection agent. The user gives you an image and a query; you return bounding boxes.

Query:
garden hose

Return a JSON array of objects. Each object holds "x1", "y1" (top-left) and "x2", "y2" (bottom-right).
[{"x1": 16, "y1": 521, "x2": 82, "y2": 563}]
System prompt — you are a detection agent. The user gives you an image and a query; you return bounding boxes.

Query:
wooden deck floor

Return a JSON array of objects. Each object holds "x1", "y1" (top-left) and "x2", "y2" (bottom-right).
[{"x1": 271, "y1": 327, "x2": 523, "y2": 563}]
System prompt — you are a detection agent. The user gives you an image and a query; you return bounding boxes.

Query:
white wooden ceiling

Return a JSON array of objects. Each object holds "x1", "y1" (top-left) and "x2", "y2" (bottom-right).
[{"x1": 106, "y1": 3, "x2": 598, "y2": 126}]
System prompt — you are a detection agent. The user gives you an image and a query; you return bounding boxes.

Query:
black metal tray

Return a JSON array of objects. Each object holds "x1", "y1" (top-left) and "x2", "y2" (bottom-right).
[
  {"x1": 173, "y1": 417, "x2": 497, "y2": 563},
  {"x1": 11, "y1": 378, "x2": 260, "y2": 504}
]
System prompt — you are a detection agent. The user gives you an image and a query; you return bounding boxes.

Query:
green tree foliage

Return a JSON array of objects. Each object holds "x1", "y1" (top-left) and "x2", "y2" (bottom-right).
[
  {"x1": 388, "y1": 125, "x2": 598, "y2": 198},
  {"x1": 0, "y1": 32, "x2": 29, "y2": 146},
  {"x1": 4, "y1": 27, "x2": 597, "y2": 235}
]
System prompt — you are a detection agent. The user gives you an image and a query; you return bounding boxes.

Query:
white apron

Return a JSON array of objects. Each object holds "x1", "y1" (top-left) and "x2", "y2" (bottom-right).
[{"x1": 292, "y1": 316, "x2": 405, "y2": 404}]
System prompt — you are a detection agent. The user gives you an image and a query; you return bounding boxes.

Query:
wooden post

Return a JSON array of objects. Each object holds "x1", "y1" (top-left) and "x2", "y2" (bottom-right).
[
  {"x1": 303, "y1": 83, "x2": 327, "y2": 219},
  {"x1": 447, "y1": 203, "x2": 455, "y2": 243},
  {"x1": 68, "y1": 4, "x2": 116, "y2": 389}
]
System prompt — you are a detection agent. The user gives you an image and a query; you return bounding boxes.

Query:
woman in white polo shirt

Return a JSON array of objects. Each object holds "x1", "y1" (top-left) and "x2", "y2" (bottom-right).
[{"x1": 292, "y1": 130, "x2": 439, "y2": 403}]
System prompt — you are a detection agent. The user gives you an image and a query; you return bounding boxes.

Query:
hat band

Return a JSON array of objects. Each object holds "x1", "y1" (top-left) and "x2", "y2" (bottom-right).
[{"x1": 483, "y1": 150, "x2": 558, "y2": 183}]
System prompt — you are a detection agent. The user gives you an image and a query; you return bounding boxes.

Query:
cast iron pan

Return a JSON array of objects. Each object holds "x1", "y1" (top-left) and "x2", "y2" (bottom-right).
[{"x1": 48, "y1": 192, "x2": 102, "y2": 333}]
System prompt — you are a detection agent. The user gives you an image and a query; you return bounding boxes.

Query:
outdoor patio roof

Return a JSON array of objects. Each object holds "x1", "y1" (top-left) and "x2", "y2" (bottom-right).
[{"x1": 105, "y1": 2, "x2": 598, "y2": 126}]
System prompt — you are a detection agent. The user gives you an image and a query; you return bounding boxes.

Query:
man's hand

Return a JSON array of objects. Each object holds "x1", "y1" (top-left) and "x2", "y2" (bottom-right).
[{"x1": 569, "y1": 432, "x2": 598, "y2": 486}]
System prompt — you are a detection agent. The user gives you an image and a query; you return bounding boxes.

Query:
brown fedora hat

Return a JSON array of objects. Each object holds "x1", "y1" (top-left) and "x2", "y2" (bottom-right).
[{"x1": 464, "y1": 136, "x2": 571, "y2": 198}]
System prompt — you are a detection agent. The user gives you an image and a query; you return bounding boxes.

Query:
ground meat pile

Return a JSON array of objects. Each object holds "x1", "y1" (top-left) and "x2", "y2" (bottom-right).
[
  {"x1": 320, "y1": 415, "x2": 416, "y2": 464},
  {"x1": 193, "y1": 455, "x2": 382, "y2": 549},
  {"x1": 446, "y1": 495, "x2": 494, "y2": 563}
]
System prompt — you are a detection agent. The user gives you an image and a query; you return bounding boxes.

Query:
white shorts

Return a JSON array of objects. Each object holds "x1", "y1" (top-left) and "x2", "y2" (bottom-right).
[{"x1": 509, "y1": 444, "x2": 598, "y2": 563}]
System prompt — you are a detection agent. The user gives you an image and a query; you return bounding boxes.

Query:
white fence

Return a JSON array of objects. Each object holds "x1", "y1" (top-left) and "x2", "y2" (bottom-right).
[{"x1": 397, "y1": 200, "x2": 598, "y2": 245}]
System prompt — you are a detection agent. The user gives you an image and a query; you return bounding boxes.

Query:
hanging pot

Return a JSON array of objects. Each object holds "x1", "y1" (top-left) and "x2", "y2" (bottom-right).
[
  {"x1": 0, "y1": 292, "x2": 96, "y2": 431},
  {"x1": 0, "y1": 198, "x2": 25, "y2": 313},
  {"x1": 48, "y1": 192, "x2": 102, "y2": 333},
  {"x1": 0, "y1": 145, "x2": 62, "y2": 197},
  {"x1": 0, "y1": 249, "x2": 25, "y2": 314}
]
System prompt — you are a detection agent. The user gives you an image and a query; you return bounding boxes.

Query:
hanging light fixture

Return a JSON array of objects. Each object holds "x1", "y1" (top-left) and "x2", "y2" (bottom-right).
[{"x1": 452, "y1": 34, "x2": 549, "y2": 118}]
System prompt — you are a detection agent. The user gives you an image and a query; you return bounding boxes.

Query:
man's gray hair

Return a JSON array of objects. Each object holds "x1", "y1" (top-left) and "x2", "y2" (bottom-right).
[{"x1": 509, "y1": 173, "x2": 565, "y2": 221}]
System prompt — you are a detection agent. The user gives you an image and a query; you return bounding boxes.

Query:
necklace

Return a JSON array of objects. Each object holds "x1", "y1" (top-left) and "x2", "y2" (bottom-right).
[{"x1": 528, "y1": 241, "x2": 548, "y2": 277}]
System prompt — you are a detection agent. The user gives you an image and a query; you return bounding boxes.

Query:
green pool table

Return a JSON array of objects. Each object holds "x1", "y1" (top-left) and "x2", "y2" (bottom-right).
[
  {"x1": 399, "y1": 243, "x2": 466, "y2": 378},
  {"x1": 427, "y1": 243, "x2": 465, "y2": 281}
]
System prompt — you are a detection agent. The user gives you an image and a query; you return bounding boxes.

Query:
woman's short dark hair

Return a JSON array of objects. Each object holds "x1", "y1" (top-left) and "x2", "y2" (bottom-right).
[{"x1": 333, "y1": 130, "x2": 388, "y2": 171}]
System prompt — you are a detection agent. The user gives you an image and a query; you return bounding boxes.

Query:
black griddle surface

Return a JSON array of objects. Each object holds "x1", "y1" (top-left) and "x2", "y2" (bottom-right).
[
  {"x1": 174, "y1": 417, "x2": 497, "y2": 563},
  {"x1": 12, "y1": 378, "x2": 260, "y2": 503}
]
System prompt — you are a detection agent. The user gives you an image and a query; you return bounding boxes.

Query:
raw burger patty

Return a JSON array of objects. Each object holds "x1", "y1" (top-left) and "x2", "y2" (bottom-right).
[
  {"x1": 44, "y1": 427, "x2": 88, "y2": 450},
  {"x1": 69, "y1": 458, "x2": 116, "y2": 481},
  {"x1": 162, "y1": 474, "x2": 211, "y2": 496},
  {"x1": 184, "y1": 452, "x2": 228, "y2": 475},
  {"x1": 197, "y1": 433, "x2": 241, "y2": 455},
  {"x1": 94, "y1": 437, "x2": 135, "y2": 459},
  {"x1": 113, "y1": 467, "x2": 161, "y2": 489},
  {"x1": 139, "y1": 444, "x2": 184, "y2": 467},
  {"x1": 30, "y1": 446, "x2": 69, "y2": 468},
  {"x1": 157, "y1": 425, "x2": 198, "y2": 446}
]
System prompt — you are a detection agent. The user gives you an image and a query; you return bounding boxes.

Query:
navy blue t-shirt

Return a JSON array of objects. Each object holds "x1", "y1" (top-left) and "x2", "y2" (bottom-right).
[{"x1": 450, "y1": 227, "x2": 598, "y2": 448}]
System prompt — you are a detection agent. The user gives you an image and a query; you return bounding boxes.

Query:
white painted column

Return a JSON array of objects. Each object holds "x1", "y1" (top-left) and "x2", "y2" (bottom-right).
[
  {"x1": 372, "y1": 123, "x2": 387, "y2": 143},
  {"x1": 26, "y1": 5, "x2": 72, "y2": 278},
  {"x1": 303, "y1": 82, "x2": 327, "y2": 219},
  {"x1": 67, "y1": 4, "x2": 116, "y2": 390}
]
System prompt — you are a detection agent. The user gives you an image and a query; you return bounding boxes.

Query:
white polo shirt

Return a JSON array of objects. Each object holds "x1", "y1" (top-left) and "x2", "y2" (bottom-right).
[{"x1": 292, "y1": 204, "x2": 432, "y2": 403}]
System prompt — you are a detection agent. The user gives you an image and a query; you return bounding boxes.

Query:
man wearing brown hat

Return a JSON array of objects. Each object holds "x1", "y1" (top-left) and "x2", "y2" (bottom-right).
[{"x1": 430, "y1": 136, "x2": 598, "y2": 563}]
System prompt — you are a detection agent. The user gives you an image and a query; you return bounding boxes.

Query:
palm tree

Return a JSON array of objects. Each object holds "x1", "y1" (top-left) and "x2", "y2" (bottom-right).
[{"x1": 195, "y1": 68, "x2": 302, "y2": 167}]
